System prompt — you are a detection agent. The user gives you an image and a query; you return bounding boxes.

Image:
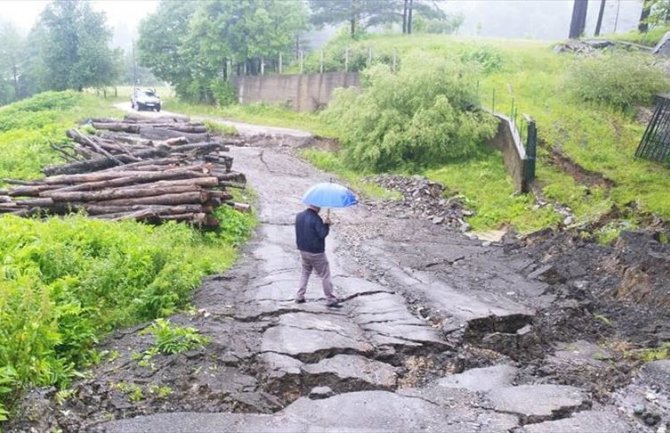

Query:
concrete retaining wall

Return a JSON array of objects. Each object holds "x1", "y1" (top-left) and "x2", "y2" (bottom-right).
[
  {"x1": 488, "y1": 114, "x2": 531, "y2": 193},
  {"x1": 233, "y1": 72, "x2": 361, "y2": 112}
]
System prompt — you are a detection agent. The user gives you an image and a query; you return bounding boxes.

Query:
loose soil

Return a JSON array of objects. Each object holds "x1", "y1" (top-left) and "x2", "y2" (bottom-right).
[{"x1": 546, "y1": 145, "x2": 616, "y2": 189}]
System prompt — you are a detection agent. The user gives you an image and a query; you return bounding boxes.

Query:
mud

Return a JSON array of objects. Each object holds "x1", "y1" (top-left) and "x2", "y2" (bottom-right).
[
  {"x1": 546, "y1": 146, "x2": 616, "y2": 189},
  {"x1": 5, "y1": 116, "x2": 670, "y2": 433}
]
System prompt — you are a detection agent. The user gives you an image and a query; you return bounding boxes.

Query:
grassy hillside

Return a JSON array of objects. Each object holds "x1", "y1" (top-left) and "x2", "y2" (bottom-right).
[
  {"x1": 302, "y1": 34, "x2": 670, "y2": 234},
  {"x1": 0, "y1": 92, "x2": 255, "y2": 421}
]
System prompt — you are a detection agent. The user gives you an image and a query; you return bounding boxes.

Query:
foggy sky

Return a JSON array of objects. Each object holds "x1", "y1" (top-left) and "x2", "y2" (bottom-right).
[{"x1": 0, "y1": 0, "x2": 646, "y2": 49}]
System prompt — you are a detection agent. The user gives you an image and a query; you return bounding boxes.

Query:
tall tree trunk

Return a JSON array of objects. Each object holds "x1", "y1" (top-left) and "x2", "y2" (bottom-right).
[
  {"x1": 595, "y1": 0, "x2": 607, "y2": 36},
  {"x1": 639, "y1": 0, "x2": 652, "y2": 32},
  {"x1": 350, "y1": 0, "x2": 356, "y2": 38},
  {"x1": 402, "y1": 0, "x2": 408, "y2": 34},
  {"x1": 11, "y1": 64, "x2": 19, "y2": 100},
  {"x1": 569, "y1": 0, "x2": 588, "y2": 39},
  {"x1": 408, "y1": 0, "x2": 414, "y2": 34}
]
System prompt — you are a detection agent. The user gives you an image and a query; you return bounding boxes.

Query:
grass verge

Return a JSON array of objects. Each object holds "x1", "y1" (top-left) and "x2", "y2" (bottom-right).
[{"x1": 0, "y1": 91, "x2": 256, "y2": 422}]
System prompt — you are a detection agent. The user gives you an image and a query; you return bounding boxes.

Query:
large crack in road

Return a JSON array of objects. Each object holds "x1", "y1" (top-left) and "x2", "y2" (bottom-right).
[{"x1": 8, "y1": 113, "x2": 666, "y2": 433}]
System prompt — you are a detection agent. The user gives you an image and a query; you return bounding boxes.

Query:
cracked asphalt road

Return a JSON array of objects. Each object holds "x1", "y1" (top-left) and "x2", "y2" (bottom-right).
[
  {"x1": 10, "y1": 112, "x2": 661, "y2": 433},
  {"x1": 95, "y1": 125, "x2": 641, "y2": 432}
]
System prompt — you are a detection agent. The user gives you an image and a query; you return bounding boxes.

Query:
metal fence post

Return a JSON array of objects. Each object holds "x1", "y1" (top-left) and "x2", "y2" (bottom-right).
[
  {"x1": 526, "y1": 117, "x2": 537, "y2": 185},
  {"x1": 279, "y1": 53, "x2": 283, "y2": 74},
  {"x1": 320, "y1": 49, "x2": 324, "y2": 74},
  {"x1": 300, "y1": 50, "x2": 304, "y2": 74},
  {"x1": 492, "y1": 89, "x2": 496, "y2": 114},
  {"x1": 261, "y1": 57, "x2": 265, "y2": 76},
  {"x1": 345, "y1": 47, "x2": 349, "y2": 72}
]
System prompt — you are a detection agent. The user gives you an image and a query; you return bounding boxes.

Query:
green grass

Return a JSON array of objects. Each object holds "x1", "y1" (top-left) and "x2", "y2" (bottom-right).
[
  {"x1": 141, "y1": 318, "x2": 209, "y2": 355},
  {"x1": 426, "y1": 149, "x2": 561, "y2": 233},
  {"x1": 0, "y1": 91, "x2": 123, "y2": 181},
  {"x1": 627, "y1": 342, "x2": 670, "y2": 362},
  {"x1": 300, "y1": 149, "x2": 402, "y2": 201},
  {"x1": 294, "y1": 34, "x2": 670, "y2": 231},
  {"x1": 164, "y1": 98, "x2": 339, "y2": 138},
  {"x1": 0, "y1": 91, "x2": 256, "y2": 421},
  {"x1": 85, "y1": 85, "x2": 175, "y2": 104},
  {"x1": 603, "y1": 25, "x2": 670, "y2": 47},
  {"x1": 477, "y1": 42, "x2": 670, "y2": 223},
  {"x1": 203, "y1": 119, "x2": 238, "y2": 136}
]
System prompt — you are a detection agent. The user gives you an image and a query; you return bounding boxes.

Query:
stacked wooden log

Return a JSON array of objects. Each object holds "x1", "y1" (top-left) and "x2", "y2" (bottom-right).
[{"x1": 0, "y1": 114, "x2": 248, "y2": 228}]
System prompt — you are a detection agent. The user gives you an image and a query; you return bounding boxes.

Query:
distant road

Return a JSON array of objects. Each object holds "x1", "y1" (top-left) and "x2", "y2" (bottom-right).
[{"x1": 113, "y1": 102, "x2": 312, "y2": 138}]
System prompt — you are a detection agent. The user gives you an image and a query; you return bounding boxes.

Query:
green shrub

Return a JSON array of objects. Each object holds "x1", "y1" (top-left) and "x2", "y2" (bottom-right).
[
  {"x1": 0, "y1": 213, "x2": 252, "y2": 417},
  {"x1": 460, "y1": 45, "x2": 503, "y2": 74},
  {"x1": 323, "y1": 54, "x2": 497, "y2": 171},
  {"x1": 143, "y1": 318, "x2": 209, "y2": 355},
  {"x1": 564, "y1": 52, "x2": 669, "y2": 110},
  {"x1": 203, "y1": 120, "x2": 238, "y2": 136},
  {"x1": 210, "y1": 79, "x2": 237, "y2": 106}
]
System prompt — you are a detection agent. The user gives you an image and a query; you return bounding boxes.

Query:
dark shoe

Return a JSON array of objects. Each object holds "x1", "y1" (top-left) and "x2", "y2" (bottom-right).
[
  {"x1": 326, "y1": 302, "x2": 342, "y2": 308},
  {"x1": 295, "y1": 298, "x2": 306, "y2": 304}
]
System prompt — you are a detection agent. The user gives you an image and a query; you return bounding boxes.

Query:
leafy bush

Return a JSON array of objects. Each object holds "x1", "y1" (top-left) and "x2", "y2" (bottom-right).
[
  {"x1": 210, "y1": 79, "x2": 237, "y2": 107},
  {"x1": 564, "y1": 52, "x2": 669, "y2": 110},
  {"x1": 143, "y1": 319, "x2": 209, "y2": 354},
  {"x1": 0, "y1": 213, "x2": 253, "y2": 417},
  {"x1": 460, "y1": 45, "x2": 504, "y2": 74},
  {"x1": 323, "y1": 54, "x2": 497, "y2": 171}
]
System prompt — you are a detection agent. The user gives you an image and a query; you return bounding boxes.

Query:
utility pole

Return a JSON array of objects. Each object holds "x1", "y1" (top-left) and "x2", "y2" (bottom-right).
[
  {"x1": 131, "y1": 39, "x2": 138, "y2": 85},
  {"x1": 569, "y1": 0, "x2": 588, "y2": 39},
  {"x1": 595, "y1": 0, "x2": 607, "y2": 36},
  {"x1": 11, "y1": 64, "x2": 18, "y2": 99},
  {"x1": 614, "y1": 0, "x2": 621, "y2": 32}
]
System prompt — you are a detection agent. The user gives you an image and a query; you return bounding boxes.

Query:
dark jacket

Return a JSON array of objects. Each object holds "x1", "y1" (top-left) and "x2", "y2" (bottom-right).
[{"x1": 295, "y1": 208, "x2": 329, "y2": 253}]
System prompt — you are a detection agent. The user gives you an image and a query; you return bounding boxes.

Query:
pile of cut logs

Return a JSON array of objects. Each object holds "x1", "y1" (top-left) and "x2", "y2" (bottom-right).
[{"x1": 0, "y1": 114, "x2": 248, "y2": 228}]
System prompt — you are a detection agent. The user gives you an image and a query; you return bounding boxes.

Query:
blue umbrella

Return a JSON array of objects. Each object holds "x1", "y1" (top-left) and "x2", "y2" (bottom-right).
[{"x1": 302, "y1": 182, "x2": 358, "y2": 208}]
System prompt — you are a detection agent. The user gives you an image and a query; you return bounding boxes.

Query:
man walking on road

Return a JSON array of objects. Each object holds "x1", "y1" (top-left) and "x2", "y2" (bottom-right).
[{"x1": 294, "y1": 205, "x2": 341, "y2": 308}]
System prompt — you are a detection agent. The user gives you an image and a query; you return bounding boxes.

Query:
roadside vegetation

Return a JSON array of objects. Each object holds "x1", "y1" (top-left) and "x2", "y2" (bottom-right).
[
  {"x1": 602, "y1": 25, "x2": 670, "y2": 47},
  {"x1": 299, "y1": 34, "x2": 670, "y2": 235},
  {"x1": 130, "y1": 33, "x2": 670, "y2": 236},
  {"x1": 0, "y1": 92, "x2": 255, "y2": 420}
]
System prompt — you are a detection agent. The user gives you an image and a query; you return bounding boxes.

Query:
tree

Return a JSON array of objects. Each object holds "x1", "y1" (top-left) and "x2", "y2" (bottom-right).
[
  {"x1": 0, "y1": 21, "x2": 25, "y2": 103},
  {"x1": 308, "y1": 0, "x2": 456, "y2": 38},
  {"x1": 137, "y1": 1, "x2": 197, "y2": 90},
  {"x1": 32, "y1": 0, "x2": 119, "y2": 91},
  {"x1": 309, "y1": 0, "x2": 395, "y2": 38},
  {"x1": 324, "y1": 55, "x2": 496, "y2": 171},
  {"x1": 403, "y1": 0, "x2": 449, "y2": 34},
  {"x1": 139, "y1": 0, "x2": 308, "y2": 103},
  {"x1": 640, "y1": 0, "x2": 670, "y2": 31},
  {"x1": 568, "y1": 0, "x2": 588, "y2": 39},
  {"x1": 594, "y1": 0, "x2": 606, "y2": 36},
  {"x1": 639, "y1": 0, "x2": 653, "y2": 32}
]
